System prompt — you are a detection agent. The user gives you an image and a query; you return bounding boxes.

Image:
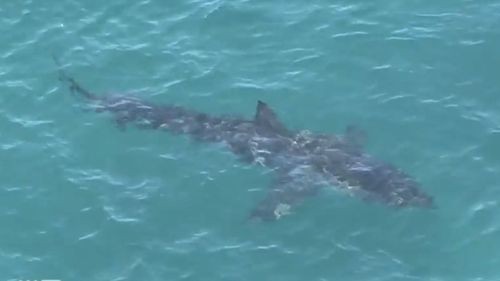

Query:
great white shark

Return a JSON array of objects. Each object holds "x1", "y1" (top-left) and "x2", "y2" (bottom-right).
[{"x1": 56, "y1": 64, "x2": 434, "y2": 221}]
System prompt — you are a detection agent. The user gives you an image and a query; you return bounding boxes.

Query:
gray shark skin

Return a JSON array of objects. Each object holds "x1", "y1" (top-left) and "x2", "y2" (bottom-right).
[{"x1": 57, "y1": 68, "x2": 434, "y2": 221}]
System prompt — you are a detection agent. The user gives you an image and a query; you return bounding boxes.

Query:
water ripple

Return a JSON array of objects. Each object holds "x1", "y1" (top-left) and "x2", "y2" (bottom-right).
[{"x1": 1, "y1": 0, "x2": 500, "y2": 280}]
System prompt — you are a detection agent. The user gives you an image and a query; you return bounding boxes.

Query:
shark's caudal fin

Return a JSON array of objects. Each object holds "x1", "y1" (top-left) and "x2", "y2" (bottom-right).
[
  {"x1": 254, "y1": 100, "x2": 291, "y2": 136},
  {"x1": 53, "y1": 56, "x2": 98, "y2": 101}
]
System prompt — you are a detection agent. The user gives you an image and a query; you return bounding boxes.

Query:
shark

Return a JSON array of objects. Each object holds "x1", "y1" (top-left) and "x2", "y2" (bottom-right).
[{"x1": 56, "y1": 65, "x2": 434, "y2": 221}]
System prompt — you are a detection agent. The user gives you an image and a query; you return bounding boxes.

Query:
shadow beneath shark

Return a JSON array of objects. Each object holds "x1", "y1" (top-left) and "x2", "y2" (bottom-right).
[{"x1": 56, "y1": 63, "x2": 435, "y2": 221}]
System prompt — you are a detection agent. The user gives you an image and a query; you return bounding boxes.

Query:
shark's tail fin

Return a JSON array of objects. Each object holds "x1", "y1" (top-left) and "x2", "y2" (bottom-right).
[{"x1": 53, "y1": 55, "x2": 98, "y2": 101}]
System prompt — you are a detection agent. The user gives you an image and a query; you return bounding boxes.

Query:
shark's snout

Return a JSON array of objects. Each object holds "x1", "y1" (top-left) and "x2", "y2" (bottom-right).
[{"x1": 342, "y1": 162, "x2": 435, "y2": 210}]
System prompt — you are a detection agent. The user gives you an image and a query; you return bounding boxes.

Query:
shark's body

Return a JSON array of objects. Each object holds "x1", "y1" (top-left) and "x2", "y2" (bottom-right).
[{"x1": 58, "y1": 69, "x2": 434, "y2": 221}]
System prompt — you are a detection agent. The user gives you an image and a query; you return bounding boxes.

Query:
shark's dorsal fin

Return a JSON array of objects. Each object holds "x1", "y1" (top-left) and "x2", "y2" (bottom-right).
[
  {"x1": 254, "y1": 100, "x2": 290, "y2": 136},
  {"x1": 344, "y1": 125, "x2": 366, "y2": 147}
]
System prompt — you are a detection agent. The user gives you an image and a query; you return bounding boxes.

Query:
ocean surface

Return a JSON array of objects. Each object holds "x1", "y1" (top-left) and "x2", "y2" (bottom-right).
[{"x1": 1, "y1": 0, "x2": 500, "y2": 280}]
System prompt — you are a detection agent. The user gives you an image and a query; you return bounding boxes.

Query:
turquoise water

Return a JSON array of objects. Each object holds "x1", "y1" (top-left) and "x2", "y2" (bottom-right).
[{"x1": 1, "y1": 0, "x2": 500, "y2": 280}]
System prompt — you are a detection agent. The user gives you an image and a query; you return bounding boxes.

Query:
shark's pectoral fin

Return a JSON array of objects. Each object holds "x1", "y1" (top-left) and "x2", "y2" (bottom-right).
[
  {"x1": 249, "y1": 174, "x2": 323, "y2": 221},
  {"x1": 249, "y1": 193, "x2": 292, "y2": 221},
  {"x1": 254, "y1": 101, "x2": 291, "y2": 137}
]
